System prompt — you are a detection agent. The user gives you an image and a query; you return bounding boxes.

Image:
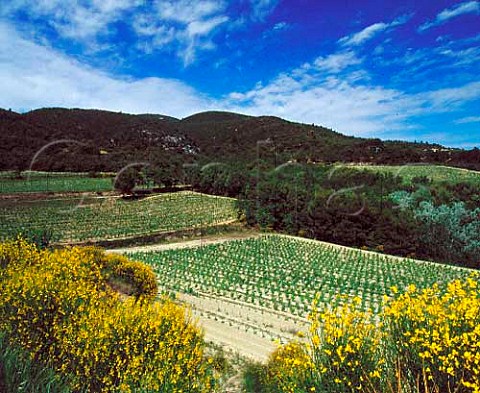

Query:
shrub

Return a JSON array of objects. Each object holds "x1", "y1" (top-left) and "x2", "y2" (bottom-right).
[
  {"x1": 307, "y1": 296, "x2": 383, "y2": 392},
  {"x1": 258, "y1": 297, "x2": 383, "y2": 393},
  {"x1": 57, "y1": 297, "x2": 212, "y2": 392},
  {"x1": 262, "y1": 341, "x2": 313, "y2": 392},
  {"x1": 101, "y1": 253, "x2": 158, "y2": 300},
  {"x1": 0, "y1": 239, "x2": 214, "y2": 392},
  {"x1": 260, "y1": 276, "x2": 480, "y2": 393},
  {"x1": 384, "y1": 278, "x2": 480, "y2": 392}
]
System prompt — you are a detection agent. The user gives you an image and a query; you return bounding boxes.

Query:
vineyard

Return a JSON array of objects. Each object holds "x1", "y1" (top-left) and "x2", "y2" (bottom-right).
[
  {"x1": 342, "y1": 164, "x2": 480, "y2": 185},
  {"x1": 0, "y1": 171, "x2": 115, "y2": 193},
  {"x1": 130, "y1": 234, "x2": 472, "y2": 317},
  {"x1": 0, "y1": 191, "x2": 238, "y2": 243}
]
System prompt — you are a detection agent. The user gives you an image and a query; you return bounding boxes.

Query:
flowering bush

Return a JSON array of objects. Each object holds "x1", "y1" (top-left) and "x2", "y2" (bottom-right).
[
  {"x1": 0, "y1": 239, "x2": 214, "y2": 392},
  {"x1": 384, "y1": 278, "x2": 480, "y2": 392},
  {"x1": 308, "y1": 296, "x2": 383, "y2": 392},
  {"x1": 263, "y1": 341, "x2": 313, "y2": 392},
  {"x1": 260, "y1": 275, "x2": 480, "y2": 393},
  {"x1": 89, "y1": 250, "x2": 158, "y2": 300},
  {"x1": 258, "y1": 296, "x2": 383, "y2": 393}
]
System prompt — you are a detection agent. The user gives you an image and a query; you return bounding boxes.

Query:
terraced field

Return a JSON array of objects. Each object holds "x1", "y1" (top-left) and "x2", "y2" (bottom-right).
[
  {"x1": 0, "y1": 171, "x2": 115, "y2": 193},
  {"x1": 0, "y1": 192, "x2": 238, "y2": 243},
  {"x1": 341, "y1": 164, "x2": 480, "y2": 185},
  {"x1": 117, "y1": 235, "x2": 472, "y2": 355},
  {"x1": 127, "y1": 234, "x2": 472, "y2": 338}
]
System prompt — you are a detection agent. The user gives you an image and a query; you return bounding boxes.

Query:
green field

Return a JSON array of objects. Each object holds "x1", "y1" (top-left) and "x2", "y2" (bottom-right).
[
  {"x1": 0, "y1": 192, "x2": 238, "y2": 243},
  {"x1": 0, "y1": 171, "x2": 115, "y2": 193},
  {"x1": 341, "y1": 164, "x2": 480, "y2": 185},
  {"x1": 130, "y1": 234, "x2": 472, "y2": 316}
]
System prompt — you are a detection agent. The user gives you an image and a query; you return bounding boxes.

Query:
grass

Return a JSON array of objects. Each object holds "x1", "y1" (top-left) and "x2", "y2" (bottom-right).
[
  {"x1": 0, "y1": 333, "x2": 71, "y2": 393},
  {"x1": 340, "y1": 164, "x2": 480, "y2": 185},
  {"x1": 0, "y1": 191, "x2": 239, "y2": 243},
  {"x1": 130, "y1": 234, "x2": 473, "y2": 317}
]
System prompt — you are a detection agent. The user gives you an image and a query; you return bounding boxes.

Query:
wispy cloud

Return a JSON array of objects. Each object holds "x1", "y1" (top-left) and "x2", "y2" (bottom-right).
[
  {"x1": 339, "y1": 15, "x2": 410, "y2": 47},
  {"x1": 419, "y1": 1, "x2": 480, "y2": 31},
  {"x1": 1, "y1": 0, "x2": 234, "y2": 66},
  {"x1": 455, "y1": 116, "x2": 480, "y2": 124},
  {"x1": 339, "y1": 22, "x2": 389, "y2": 46},
  {"x1": 415, "y1": 81, "x2": 480, "y2": 111},
  {"x1": 155, "y1": 0, "x2": 224, "y2": 23},
  {"x1": 225, "y1": 52, "x2": 406, "y2": 134},
  {"x1": 226, "y1": 50, "x2": 480, "y2": 136},
  {"x1": 133, "y1": 1, "x2": 230, "y2": 66},
  {"x1": 250, "y1": 0, "x2": 279, "y2": 21},
  {"x1": 273, "y1": 21, "x2": 289, "y2": 31},
  {"x1": 1, "y1": 0, "x2": 140, "y2": 41},
  {"x1": 313, "y1": 51, "x2": 362, "y2": 73},
  {"x1": 0, "y1": 22, "x2": 211, "y2": 115}
]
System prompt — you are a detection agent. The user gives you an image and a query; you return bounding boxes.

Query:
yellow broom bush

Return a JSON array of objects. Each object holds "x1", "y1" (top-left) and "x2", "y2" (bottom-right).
[
  {"x1": 384, "y1": 277, "x2": 480, "y2": 392},
  {"x1": 101, "y1": 253, "x2": 158, "y2": 300},
  {"x1": 263, "y1": 341, "x2": 314, "y2": 392},
  {"x1": 77, "y1": 248, "x2": 158, "y2": 300},
  {"x1": 261, "y1": 275, "x2": 480, "y2": 393},
  {"x1": 259, "y1": 297, "x2": 383, "y2": 393},
  {"x1": 0, "y1": 239, "x2": 215, "y2": 392},
  {"x1": 307, "y1": 296, "x2": 384, "y2": 392}
]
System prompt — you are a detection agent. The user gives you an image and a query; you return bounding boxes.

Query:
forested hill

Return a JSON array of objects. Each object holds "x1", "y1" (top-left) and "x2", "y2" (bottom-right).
[{"x1": 1, "y1": 107, "x2": 478, "y2": 171}]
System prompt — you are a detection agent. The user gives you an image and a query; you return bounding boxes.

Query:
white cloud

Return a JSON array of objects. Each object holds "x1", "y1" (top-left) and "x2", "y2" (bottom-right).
[
  {"x1": 155, "y1": 0, "x2": 225, "y2": 23},
  {"x1": 418, "y1": 82, "x2": 480, "y2": 110},
  {"x1": 132, "y1": 0, "x2": 229, "y2": 66},
  {"x1": 225, "y1": 55, "x2": 408, "y2": 134},
  {"x1": 187, "y1": 16, "x2": 229, "y2": 36},
  {"x1": 225, "y1": 53, "x2": 480, "y2": 136},
  {"x1": 1, "y1": 0, "x2": 282, "y2": 67},
  {"x1": 339, "y1": 15, "x2": 411, "y2": 47},
  {"x1": 0, "y1": 22, "x2": 212, "y2": 116},
  {"x1": 250, "y1": 0, "x2": 279, "y2": 21},
  {"x1": 313, "y1": 51, "x2": 362, "y2": 73},
  {"x1": 1, "y1": 0, "x2": 140, "y2": 40},
  {"x1": 273, "y1": 21, "x2": 288, "y2": 30},
  {"x1": 1, "y1": 0, "x2": 230, "y2": 66},
  {"x1": 339, "y1": 22, "x2": 389, "y2": 46},
  {"x1": 419, "y1": 1, "x2": 480, "y2": 31},
  {"x1": 440, "y1": 46, "x2": 480, "y2": 66},
  {"x1": 454, "y1": 116, "x2": 480, "y2": 124}
]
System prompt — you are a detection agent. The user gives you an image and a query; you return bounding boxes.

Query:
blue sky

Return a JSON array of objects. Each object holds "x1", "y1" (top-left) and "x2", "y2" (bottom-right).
[{"x1": 0, "y1": 1, "x2": 479, "y2": 148}]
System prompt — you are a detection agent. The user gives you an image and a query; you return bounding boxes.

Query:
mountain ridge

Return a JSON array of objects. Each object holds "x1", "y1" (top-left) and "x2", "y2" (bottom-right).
[{"x1": 1, "y1": 107, "x2": 478, "y2": 172}]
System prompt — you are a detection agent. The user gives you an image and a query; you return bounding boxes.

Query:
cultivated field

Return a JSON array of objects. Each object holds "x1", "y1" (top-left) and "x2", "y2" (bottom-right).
[
  {"x1": 0, "y1": 191, "x2": 238, "y2": 243},
  {"x1": 341, "y1": 164, "x2": 480, "y2": 185},
  {"x1": 124, "y1": 234, "x2": 472, "y2": 356},
  {"x1": 0, "y1": 171, "x2": 115, "y2": 193},
  {"x1": 130, "y1": 234, "x2": 471, "y2": 315}
]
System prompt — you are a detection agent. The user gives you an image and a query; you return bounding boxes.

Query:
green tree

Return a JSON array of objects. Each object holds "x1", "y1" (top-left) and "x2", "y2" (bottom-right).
[{"x1": 114, "y1": 168, "x2": 139, "y2": 194}]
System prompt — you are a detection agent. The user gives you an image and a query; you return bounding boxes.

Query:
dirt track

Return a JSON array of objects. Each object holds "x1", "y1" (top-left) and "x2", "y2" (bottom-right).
[
  {"x1": 107, "y1": 232, "x2": 259, "y2": 254},
  {"x1": 181, "y1": 292, "x2": 308, "y2": 362}
]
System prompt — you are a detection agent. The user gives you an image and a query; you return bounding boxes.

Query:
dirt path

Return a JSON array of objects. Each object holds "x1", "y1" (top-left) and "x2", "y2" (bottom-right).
[
  {"x1": 180, "y1": 292, "x2": 308, "y2": 362},
  {"x1": 107, "y1": 232, "x2": 260, "y2": 254}
]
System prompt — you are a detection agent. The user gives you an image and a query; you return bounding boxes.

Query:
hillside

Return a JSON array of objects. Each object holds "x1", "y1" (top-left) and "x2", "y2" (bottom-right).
[{"x1": 1, "y1": 107, "x2": 478, "y2": 172}]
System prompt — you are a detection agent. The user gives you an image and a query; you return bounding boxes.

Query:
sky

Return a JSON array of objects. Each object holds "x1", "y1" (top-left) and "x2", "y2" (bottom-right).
[{"x1": 0, "y1": 0, "x2": 479, "y2": 148}]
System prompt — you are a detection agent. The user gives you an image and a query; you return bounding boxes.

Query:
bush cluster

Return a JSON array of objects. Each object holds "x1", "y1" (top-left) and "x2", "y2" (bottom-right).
[
  {"x1": 84, "y1": 249, "x2": 159, "y2": 300},
  {"x1": 0, "y1": 238, "x2": 215, "y2": 392},
  {"x1": 257, "y1": 276, "x2": 480, "y2": 392}
]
